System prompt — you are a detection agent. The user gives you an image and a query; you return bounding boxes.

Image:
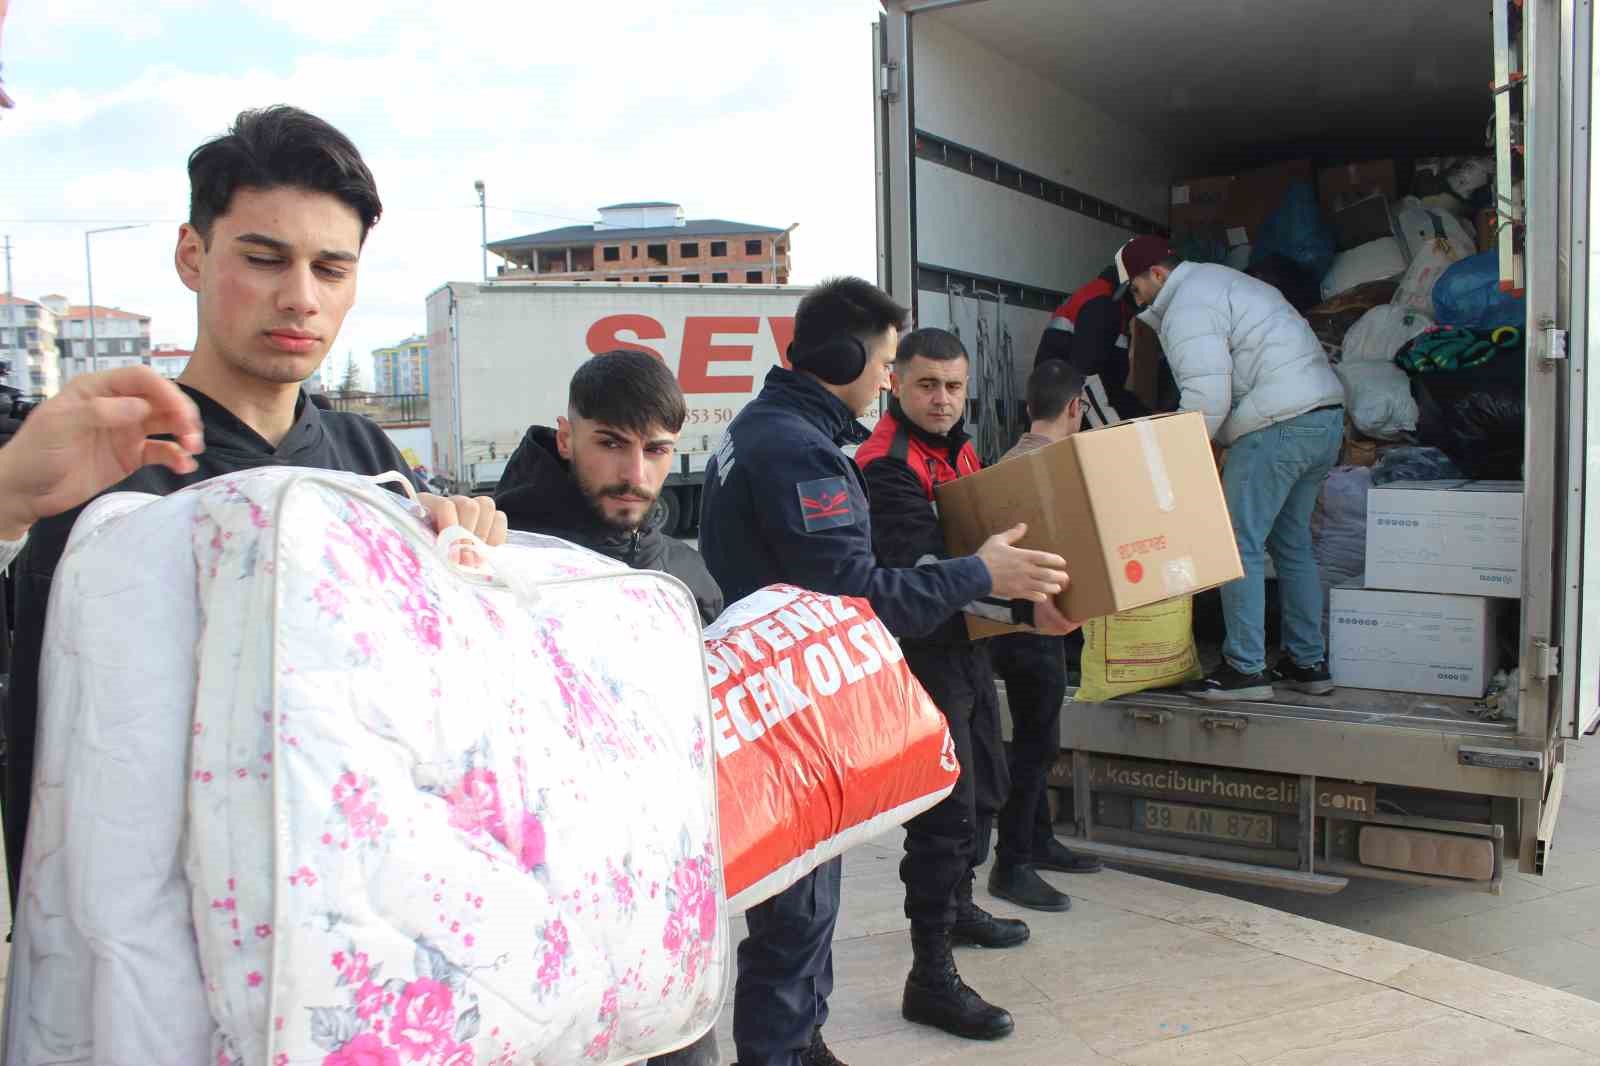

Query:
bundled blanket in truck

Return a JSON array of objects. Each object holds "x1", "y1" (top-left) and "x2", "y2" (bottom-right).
[{"x1": 2, "y1": 468, "x2": 729, "y2": 1066}]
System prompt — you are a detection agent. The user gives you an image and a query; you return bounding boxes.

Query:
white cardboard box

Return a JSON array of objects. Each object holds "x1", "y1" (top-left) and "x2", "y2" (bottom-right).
[
  {"x1": 1365, "y1": 480, "x2": 1522, "y2": 598},
  {"x1": 1329, "y1": 587, "x2": 1497, "y2": 698}
]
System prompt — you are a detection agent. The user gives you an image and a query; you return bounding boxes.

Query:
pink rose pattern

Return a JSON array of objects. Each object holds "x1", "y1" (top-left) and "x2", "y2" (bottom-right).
[{"x1": 185, "y1": 471, "x2": 724, "y2": 1063}]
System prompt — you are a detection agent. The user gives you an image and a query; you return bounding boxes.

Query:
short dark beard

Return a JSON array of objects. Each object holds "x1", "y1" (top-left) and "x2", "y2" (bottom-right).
[{"x1": 575, "y1": 470, "x2": 656, "y2": 535}]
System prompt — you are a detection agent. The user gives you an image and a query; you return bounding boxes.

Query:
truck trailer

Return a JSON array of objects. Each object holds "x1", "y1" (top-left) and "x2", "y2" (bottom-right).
[
  {"x1": 425, "y1": 281, "x2": 810, "y2": 534},
  {"x1": 873, "y1": 0, "x2": 1595, "y2": 893}
]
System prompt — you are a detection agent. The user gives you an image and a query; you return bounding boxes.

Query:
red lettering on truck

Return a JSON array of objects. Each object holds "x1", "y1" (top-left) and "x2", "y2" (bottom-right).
[
  {"x1": 680, "y1": 316, "x2": 759, "y2": 395},
  {"x1": 586, "y1": 314, "x2": 667, "y2": 360}
]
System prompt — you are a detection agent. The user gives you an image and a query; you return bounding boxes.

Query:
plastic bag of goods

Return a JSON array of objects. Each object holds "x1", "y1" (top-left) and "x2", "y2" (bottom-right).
[
  {"x1": 1074, "y1": 597, "x2": 1203, "y2": 703},
  {"x1": 1332, "y1": 306, "x2": 1429, "y2": 438},
  {"x1": 1250, "y1": 182, "x2": 1336, "y2": 282},
  {"x1": 10, "y1": 468, "x2": 731, "y2": 1066},
  {"x1": 1321, "y1": 237, "x2": 1409, "y2": 301},
  {"x1": 1432, "y1": 251, "x2": 1527, "y2": 328},
  {"x1": 1392, "y1": 201, "x2": 1474, "y2": 317},
  {"x1": 1393, "y1": 197, "x2": 1477, "y2": 263},
  {"x1": 1410, "y1": 355, "x2": 1526, "y2": 480},
  {"x1": 703, "y1": 585, "x2": 958, "y2": 913},
  {"x1": 1370, "y1": 445, "x2": 1465, "y2": 486},
  {"x1": 1304, "y1": 279, "x2": 1401, "y2": 353},
  {"x1": 1313, "y1": 466, "x2": 1372, "y2": 595}
]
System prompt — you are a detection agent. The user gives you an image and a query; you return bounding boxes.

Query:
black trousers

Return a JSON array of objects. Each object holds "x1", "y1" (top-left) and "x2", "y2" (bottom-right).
[
  {"x1": 990, "y1": 632, "x2": 1068, "y2": 867},
  {"x1": 732, "y1": 857, "x2": 841, "y2": 1066},
  {"x1": 900, "y1": 644, "x2": 1008, "y2": 930}
]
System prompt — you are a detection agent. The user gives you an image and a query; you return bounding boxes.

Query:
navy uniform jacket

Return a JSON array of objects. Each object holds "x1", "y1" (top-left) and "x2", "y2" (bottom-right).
[{"x1": 699, "y1": 367, "x2": 989, "y2": 638}]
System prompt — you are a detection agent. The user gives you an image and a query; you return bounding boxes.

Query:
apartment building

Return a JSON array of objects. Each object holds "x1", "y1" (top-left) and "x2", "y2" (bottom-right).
[
  {"x1": 0, "y1": 294, "x2": 62, "y2": 397},
  {"x1": 372, "y1": 335, "x2": 430, "y2": 396},
  {"x1": 57, "y1": 304, "x2": 153, "y2": 381},
  {"x1": 487, "y1": 202, "x2": 793, "y2": 285}
]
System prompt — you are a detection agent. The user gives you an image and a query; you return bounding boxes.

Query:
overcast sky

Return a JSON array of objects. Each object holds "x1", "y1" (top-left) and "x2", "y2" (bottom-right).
[{"x1": 1, "y1": 0, "x2": 884, "y2": 386}]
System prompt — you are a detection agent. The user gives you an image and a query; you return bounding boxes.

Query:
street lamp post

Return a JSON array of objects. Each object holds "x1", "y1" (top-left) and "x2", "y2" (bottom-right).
[
  {"x1": 84, "y1": 223, "x2": 146, "y2": 377},
  {"x1": 771, "y1": 222, "x2": 798, "y2": 284},
  {"x1": 474, "y1": 180, "x2": 488, "y2": 282}
]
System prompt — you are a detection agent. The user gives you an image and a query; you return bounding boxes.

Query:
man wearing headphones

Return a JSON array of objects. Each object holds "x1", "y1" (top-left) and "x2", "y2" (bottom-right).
[{"x1": 700, "y1": 277, "x2": 1072, "y2": 1066}]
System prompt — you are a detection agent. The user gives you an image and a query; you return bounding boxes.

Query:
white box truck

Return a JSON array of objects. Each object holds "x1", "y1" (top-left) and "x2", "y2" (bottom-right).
[
  {"x1": 873, "y1": 0, "x2": 1594, "y2": 892},
  {"x1": 425, "y1": 281, "x2": 813, "y2": 534}
]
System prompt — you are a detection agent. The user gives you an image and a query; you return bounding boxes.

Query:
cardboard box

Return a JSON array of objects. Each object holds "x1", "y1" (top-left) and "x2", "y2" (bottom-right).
[
  {"x1": 1170, "y1": 175, "x2": 1235, "y2": 230},
  {"x1": 1126, "y1": 318, "x2": 1163, "y2": 412},
  {"x1": 1318, "y1": 160, "x2": 1399, "y2": 213},
  {"x1": 1170, "y1": 160, "x2": 1313, "y2": 239},
  {"x1": 1331, "y1": 193, "x2": 1396, "y2": 251},
  {"x1": 1365, "y1": 481, "x2": 1523, "y2": 598},
  {"x1": 937, "y1": 411, "x2": 1243, "y2": 635},
  {"x1": 1329, "y1": 587, "x2": 1498, "y2": 698},
  {"x1": 1475, "y1": 208, "x2": 1498, "y2": 253}
]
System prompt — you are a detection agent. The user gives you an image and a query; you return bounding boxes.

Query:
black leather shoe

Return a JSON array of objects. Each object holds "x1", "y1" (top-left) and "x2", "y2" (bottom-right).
[
  {"x1": 903, "y1": 929, "x2": 1016, "y2": 1040},
  {"x1": 1032, "y1": 838, "x2": 1103, "y2": 875},
  {"x1": 988, "y1": 863, "x2": 1072, "y2": 912},
  {"x1": 799, "y1": 1027, "x2": 846, "y2": 1066},
  {"x1": 950, "y1": 895, "x2": 1030, "y2": 948}
]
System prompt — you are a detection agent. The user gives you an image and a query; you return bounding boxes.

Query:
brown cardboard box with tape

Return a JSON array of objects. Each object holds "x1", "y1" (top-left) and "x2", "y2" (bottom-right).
[
  {"x1": 937, "y1": 411, "x2": 1244, "y2": 637},
  {"x1": 1317, "y1": 159, "x2": 1399, "y2": 213}
]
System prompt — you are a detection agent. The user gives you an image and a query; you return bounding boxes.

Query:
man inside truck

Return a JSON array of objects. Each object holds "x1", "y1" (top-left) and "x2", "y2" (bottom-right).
[
  {"x1": 855, "y1": 326, "x2": 1088, "y2": 1043},
  {"x1": 1034, "y1": 265, "x2": 1146, "y2": 427},
  {"x1": 699, "y1": 279, "x2": 1075, "y2": 1064},
  {"x1": 1115, "y1": 234, "x2": 1344, "y2": 701},
  {"x1": 988, "y1": 358, "x2": 1103, "y2": 915}
]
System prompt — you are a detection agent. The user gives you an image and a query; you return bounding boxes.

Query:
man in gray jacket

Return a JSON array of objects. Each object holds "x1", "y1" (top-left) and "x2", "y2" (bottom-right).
[{"x1": 1115, "y1": 236, "x2": 1344, "y2": 701}]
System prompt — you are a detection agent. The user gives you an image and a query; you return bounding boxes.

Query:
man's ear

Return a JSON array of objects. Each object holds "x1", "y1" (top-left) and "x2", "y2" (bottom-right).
[
  {"x1": 555, "y1": 415, "x2": 574, "y2": 461},
  {"x1": 175, "y1": 224, "x2": 206, "y2": 295}
]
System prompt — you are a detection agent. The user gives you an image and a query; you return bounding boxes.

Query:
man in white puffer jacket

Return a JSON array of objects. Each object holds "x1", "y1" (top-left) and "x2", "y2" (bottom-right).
[{"x1": 1115, "y1": 235, "x2": 1345, "y2": 701}]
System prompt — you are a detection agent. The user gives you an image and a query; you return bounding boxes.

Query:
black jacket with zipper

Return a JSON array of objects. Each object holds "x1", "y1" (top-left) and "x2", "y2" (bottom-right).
[{"x1": 493, "y1": 426, "x2": 724, "y2": 626}]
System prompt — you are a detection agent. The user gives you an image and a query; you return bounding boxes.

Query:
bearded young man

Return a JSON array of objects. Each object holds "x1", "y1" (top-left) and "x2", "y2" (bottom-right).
[{"x1": 494, "y1": 349, "x2": 721, "y2": 627}]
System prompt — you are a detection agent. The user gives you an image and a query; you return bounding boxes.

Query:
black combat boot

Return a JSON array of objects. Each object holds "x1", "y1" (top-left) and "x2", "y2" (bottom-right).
[
  {"x1": 902, "y1": 926, "x2": 1016, "y2": 1040},
  {"x1": 951, "y1": 875, "x2": 1030, "y2": 947}
]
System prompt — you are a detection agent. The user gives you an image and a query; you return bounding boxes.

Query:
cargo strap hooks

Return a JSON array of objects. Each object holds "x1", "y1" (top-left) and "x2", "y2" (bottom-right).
[{"x1": 945, "y1": 281, "x2": 1022, "y2": 466}]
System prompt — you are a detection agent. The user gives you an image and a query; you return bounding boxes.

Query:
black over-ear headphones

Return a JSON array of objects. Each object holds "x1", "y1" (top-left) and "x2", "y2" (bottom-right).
[{"x1": 787, "y1": 334, "x2": 868, "y2": 386}]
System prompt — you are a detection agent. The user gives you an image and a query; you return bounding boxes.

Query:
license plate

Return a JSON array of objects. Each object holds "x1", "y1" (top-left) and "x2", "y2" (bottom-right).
[{"x1": 1138, "y1": 800, "x2": 1276, "y2": 847}]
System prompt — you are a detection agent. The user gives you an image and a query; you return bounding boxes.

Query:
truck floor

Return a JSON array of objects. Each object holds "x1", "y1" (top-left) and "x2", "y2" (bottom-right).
[{"x1": 706, "y1": 838, "x2": 1600, "y2": 1064}]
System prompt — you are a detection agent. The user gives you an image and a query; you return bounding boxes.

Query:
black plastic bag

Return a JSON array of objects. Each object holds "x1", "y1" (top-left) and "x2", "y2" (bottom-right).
[
  {"x1": 1409, "y1": 352, "x2": 1525, "y2": 480},
  {"x1": 1247, "y1": 253, "x2": 1321, "y2": 312},
  {"x1": 1370, "y1": 446, "x2": 1466, "y2": 486}
]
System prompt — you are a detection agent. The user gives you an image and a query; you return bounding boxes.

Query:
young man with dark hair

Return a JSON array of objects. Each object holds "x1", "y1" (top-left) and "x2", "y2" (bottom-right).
[
  {"x1": 855, "y1": 326, "x2": 1082, "y2": 1042},
  {"x1": 1116, "y1": 234, "x2": 1344, "y2": 700},
  {"x1": 987, "y1": 359, "x2": 1103, "y2": 916},
  {"x1": 495, "y1": 349, "x2": 721, "y2": 625},
  {"x1": 699, "y1": 280, "x2": 1073, "y2": 1065},
  {"x1": 495, "y1": 350, "x2": 722, "y2": 1066},
  {"x1": 2, "y1": 105, "x2": 505, "y2": 908}
]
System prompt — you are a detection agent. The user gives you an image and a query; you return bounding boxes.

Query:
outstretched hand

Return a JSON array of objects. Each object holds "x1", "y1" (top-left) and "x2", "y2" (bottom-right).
[{"x1": 0, "y1": 366, "x2": 204, "y2": 540}]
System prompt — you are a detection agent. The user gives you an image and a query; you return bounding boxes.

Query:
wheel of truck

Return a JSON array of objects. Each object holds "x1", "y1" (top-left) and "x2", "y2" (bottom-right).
[{"x1": 647, "y1": 487, "x2": 684, "y2": 537}]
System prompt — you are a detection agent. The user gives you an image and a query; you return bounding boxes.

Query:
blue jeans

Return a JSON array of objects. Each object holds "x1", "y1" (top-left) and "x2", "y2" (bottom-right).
[{"x1": 1219, "y1": 407, "x2": 1344, "y2": 675}]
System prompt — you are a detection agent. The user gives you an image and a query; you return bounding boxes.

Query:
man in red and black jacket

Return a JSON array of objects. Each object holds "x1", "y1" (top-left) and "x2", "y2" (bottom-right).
[
  {"x1": 1035, "y1": 265, "x2": 1148, "y2": 426},
  {"x1": 855, "y1": 327, "x2": 1074, "y2": 1044}
]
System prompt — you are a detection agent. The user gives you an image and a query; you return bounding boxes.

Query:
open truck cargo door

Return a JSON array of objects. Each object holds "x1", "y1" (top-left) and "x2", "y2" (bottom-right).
[
  {"x1": 873, "y1": 0, "x2": 1589, "y2": 890},
  {"x1": 1563, "y1": 0, "x2": 1600, "y2": 744}
]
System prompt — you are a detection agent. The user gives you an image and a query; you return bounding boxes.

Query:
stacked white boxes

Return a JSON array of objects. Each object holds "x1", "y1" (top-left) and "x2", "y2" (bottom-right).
[{"x1": 1329, "y1": 480, "x2": 1522, "y2": 698}]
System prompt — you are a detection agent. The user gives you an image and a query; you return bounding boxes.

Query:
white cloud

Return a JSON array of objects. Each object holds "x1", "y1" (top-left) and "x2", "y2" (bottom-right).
[{"x1": 4, "y1": 0, "x2": 886, "y2": 389}]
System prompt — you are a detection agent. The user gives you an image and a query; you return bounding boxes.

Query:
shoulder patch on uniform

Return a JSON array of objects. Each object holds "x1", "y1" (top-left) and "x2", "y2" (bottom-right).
[{"x1": 796, "y1": 476, "x2": 856, "y2": 532}]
